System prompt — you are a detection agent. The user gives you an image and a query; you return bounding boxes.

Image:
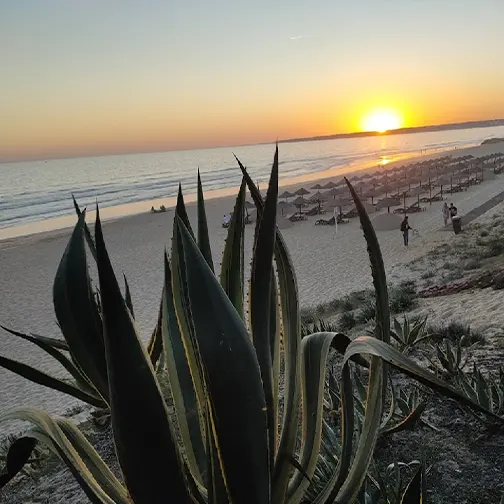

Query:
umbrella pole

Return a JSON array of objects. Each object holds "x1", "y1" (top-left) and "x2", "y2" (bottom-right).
[{"x1": 429, "y1": 176, "x2": 432, "y2": 205}]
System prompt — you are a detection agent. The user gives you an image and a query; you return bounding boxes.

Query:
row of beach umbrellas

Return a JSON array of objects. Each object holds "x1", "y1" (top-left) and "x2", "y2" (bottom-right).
[{"x1": 245, "y1": 152, "x2": 504, "y2": 219}]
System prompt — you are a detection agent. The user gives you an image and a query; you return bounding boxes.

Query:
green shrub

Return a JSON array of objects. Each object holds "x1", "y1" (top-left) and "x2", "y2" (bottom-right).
[
  {"x1": 484, "y1": 239, "x2": 504, "y2": 257},
  {"x1": 480, "y1": 229, "x2": 489, "y2": 237},
  {"x1": 464, "y1": 258, "x2": 481, "y2": 270},
  {"x1": 420, "y1": 269, "x2": 436, "y2": 279},
  {"x1": 339, "y1": 311, "x2": 357, "y2": 331},
  {"x1": 442, "y1": 261, "x2": 457, "y2": 270},
  {"x1": 301, "y1": 319, "x2": 339, "y2": 337},
  {"x1": 445, "y1": 269, "x2": 464, "y2": 282},
  {"x1": 427, "y1": 321, "x2": 485, "y2": 347},
  {"x1": 341, "y1": 296, "x2": 355, "y2": 312},
  {"x1": 357, "y1": 299, "x2": 376, "y2": 324},
  {"x1": 300, "y1": 308, "x2": 316, "y2": 324},
  {"x1": 389, "y1": 281, "x2": 417, "y2": 313}
]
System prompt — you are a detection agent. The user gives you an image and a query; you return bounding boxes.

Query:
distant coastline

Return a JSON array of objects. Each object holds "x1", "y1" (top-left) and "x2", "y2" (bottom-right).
[
  {"x1": 280, "y1": 119, "x2": 504, "y2": 144},
  {"x1": 3, "y1": 119, "x2": 504, "y2": 165}
]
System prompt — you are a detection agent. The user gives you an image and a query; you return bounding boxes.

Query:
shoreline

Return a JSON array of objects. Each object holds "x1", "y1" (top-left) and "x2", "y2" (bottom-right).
[
  {"x1": 2, "y1": 139, "x2": 504, "y2": 421},
  {"x1": 0, "y1": 142, "x2": 477, "y2": 246}
]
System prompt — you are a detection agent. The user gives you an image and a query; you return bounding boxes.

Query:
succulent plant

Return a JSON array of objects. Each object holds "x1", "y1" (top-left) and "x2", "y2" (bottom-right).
[
  {"x1": 390, "y1": 315, "x2": 430, "y2": 353},
  {"x1": 457, "y1": 365, "x2": 504, "y2": 417},
  {"x1": 0, "y1": 147, "x2": 501, "y2": 503},
  {"x1": 434, "y1": 338, "x2": 467, "y2": 377}
]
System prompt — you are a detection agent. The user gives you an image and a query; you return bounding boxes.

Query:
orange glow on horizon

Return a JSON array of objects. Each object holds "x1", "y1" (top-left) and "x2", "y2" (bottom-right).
[{"x1": 360, "y1": 108, "x2": 404, "y2": 133}]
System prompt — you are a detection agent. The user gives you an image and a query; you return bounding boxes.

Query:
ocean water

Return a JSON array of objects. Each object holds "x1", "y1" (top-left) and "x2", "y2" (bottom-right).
[{"x1": 2, "y1": 125, "x2": 504, "y2": 231}]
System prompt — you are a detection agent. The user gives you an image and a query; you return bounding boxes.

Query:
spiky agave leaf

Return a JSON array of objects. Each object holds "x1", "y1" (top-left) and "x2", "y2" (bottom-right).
[
  {"x1": 95, "y1": 208, "x2": 190, "y2": 504},
  {"x1": 344, "y1": 336, "x2": 504, "y2": 423},
  {"x1": 335, "y1": 179, "x2": 388, "y2": 503},
  {"x1": 248, "y1": 149, "x2": 278, "y2": 476},
  {"x1": 0, "y1": 326, "x2": 101, "y2": 401},
  {"x1": 123, "y1": 274, "x2": 134, "y2": 319},
  {"x1": 53, "y1": 211, "x2": 109, "y2": 404},
  {"x1": 0, "y1": 408, "x2": 129, "y2": 503},
  {"x1": 72, "y1": 195, "x2": 97, "y2": 262},
  {"x1": 288, "y1": 332, "x2": 356, "y2": 503},
  {"x1": 197, "y1": 169, "x2": 214, "y2": 272},
  {"x1": 220, "y1": 179, "x2": 246, "y2": 319},
  {"x1": 176, "y1": 183, "x2": 195, "y2": 238},
  {"x1": 161, "y1": 252, "x2": 207, "y2": 486},
  {"x1": 237, "y1": 146, "x2": 303, "y2": 504},
  {"x1": 0, "y1": 326, "x2": 68, "y2": 350},
  {"x1": 176, "y1": 216, "x2": 269, "y2": 504}
]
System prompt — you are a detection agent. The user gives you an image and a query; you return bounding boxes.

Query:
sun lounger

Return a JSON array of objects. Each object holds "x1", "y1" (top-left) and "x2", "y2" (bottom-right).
[
  {"x1": 315, "y1": 216, "x2": 336, "y2": 226},
  {"x1": 342, "y1": 208, "x2": 359, "y2": 219},
  {"x1": 419, "y1": 191, "x2": 443, "y2": 203},
  {"x1": 288, "y1": 213, "x2": 307, "y2": 222},
  {"x1": 444, "y1": 184, "x2": 465, "y2": 194},
  {"x1": 405, "y1": 202, "x2": 426, "y2": 213},
  {"x1": 305, "y1": 206, "x2": 323, "y2": 216}
]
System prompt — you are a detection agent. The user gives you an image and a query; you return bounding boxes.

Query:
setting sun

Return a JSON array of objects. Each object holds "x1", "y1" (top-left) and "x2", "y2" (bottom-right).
[{"x1": 361, "y1": 109, "x2": 404, "y2": 133}]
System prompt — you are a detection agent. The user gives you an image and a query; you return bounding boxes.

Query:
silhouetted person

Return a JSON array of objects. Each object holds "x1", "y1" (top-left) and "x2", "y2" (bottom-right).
[{"x1": 400, "y1": 216, "x2": 412, "y2": 246}]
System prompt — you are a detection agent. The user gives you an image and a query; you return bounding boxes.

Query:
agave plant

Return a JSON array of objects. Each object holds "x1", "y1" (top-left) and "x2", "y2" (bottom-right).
[
  {"x1": 1, "y1": 148, "x2": 502, "y2": 503},
  {"x1": 390, "y1": 315, "x2": 430, "y2": 353},
  {"x1": 433, "y1": 338, "x2": 467, "y2": 377},
  {"x1": 0, "y1": 197, "x2": 150, "y2": 411},
  {"x1": 457, "y1": 365, "x2": 504, "y2": 417},
  {"x1": 346, "y1": 368, "x2": 425, "y2": 437},
  {"x1": 362, "y1": 460, "x2": 425, "y2": 504}
]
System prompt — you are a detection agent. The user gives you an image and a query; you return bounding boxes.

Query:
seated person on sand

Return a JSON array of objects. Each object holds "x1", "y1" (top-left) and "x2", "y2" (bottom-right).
[
  {"x1": 222, "y1": 214, "x2": 231, "y2": 227},
  {"x1": 160, "y1": 205, "x2": 166, "y2": 212}
]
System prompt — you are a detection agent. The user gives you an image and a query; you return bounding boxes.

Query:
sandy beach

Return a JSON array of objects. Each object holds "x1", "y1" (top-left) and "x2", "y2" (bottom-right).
[{"x1": 2, "y1": 141, "x2": 504, "y2": 417}]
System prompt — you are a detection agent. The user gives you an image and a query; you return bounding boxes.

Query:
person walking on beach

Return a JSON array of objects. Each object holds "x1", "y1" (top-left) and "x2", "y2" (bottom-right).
[
  {"x1": 442, "y1": 202, "x2": 450, "y2": 226},
  {"x1": 400, "y1": 216, "x2": 412, "y2": 246}
]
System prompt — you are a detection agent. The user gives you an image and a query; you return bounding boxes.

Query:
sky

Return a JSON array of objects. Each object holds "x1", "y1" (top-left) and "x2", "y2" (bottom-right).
[{"x1": 1, "y1": 0, "x2": 504, "y2": 161}]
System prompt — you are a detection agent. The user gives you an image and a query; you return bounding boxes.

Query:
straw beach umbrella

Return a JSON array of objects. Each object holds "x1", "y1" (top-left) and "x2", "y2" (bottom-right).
[
  {"x1": 435, "y1": 176, "x2": 452, "y2": 197},
  {"x1": 292, "y1": 196, "x2": 309, "y2": 216},
  {"x1": 309, "y1": 191, "x2": 324, "y2": 203},
  {"x1": 322, "y1": 181, "x2": 338, "y2": 189},
  {"x1": 309, "y1": 191, "x2": 324, "y2": 212},
  {"x1": 322, "y1": 187, "x2": 341, "y2": 199},
  {"x1": 277, "y1": 201, "x2": 294, "y2": 216},
  {"x1": 294, "y1": 187, "x2": 310, "y2": 196},
  {"x1": 279, "y1": 190, "x2": 295, "y2": 201},
  {"x1": 376, "y1": 197, "x2": 401, "y2": 213},
  {"x1": 362, "y1": 188, "x2": 380, "y2": 205},
  {"x1": 292, "y1": 196, "x2": 309, "y2": 206},
  {"x1": 311, "y1": 183, "x2": 324, "y2": 190},
  {"x1": 325, "y1": 198, "x2": 351, "y2": 220}
]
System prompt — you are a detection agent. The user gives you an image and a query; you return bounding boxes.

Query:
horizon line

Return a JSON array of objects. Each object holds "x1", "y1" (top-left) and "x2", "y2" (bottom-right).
[{"x1": 2, "y1": 118, "x2": 503, "y2": 165}]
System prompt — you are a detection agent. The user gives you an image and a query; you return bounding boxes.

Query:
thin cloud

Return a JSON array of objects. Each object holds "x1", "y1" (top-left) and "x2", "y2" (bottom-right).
[{"x1": 289, "y1": 35, "x2": 304, "y2": 41}]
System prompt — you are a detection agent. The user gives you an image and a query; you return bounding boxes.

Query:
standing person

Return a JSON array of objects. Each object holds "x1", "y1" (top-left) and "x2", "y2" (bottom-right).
[
  {"x1": 449, "y1": 203, "x2": 458, "y2": 221},
  {"x1": 400, "y1": 216, "x2": 412, "y2": 246},
  {"x1": 442, "y1": 202, "x2": 450, "y2": 226}
]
